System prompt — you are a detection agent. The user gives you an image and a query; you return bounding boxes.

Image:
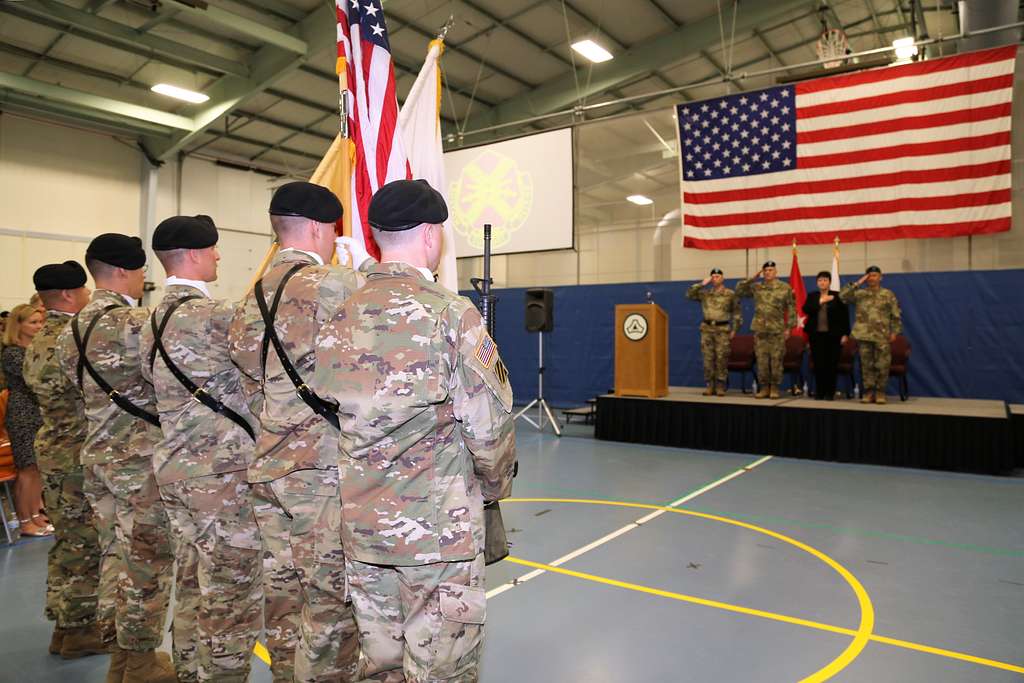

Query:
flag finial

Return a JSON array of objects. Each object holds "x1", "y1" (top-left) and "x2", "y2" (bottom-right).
[
  {"x1": 792, "y1": 238, "x2": 797, "y2": 251},
  {"x1": 437, "y1": 14, "x2": 454, "y2": 42},
  {"x1": 834, "y1": 235, "x2": 840, "y2": 247}
]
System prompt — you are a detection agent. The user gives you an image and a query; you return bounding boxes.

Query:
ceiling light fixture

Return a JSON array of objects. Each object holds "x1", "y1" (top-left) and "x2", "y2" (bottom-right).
[
  {"x1": 892, "y1": 37, "x2": 918, "y2": 62},
  {"x1": 571, "y1": 39, "x2": 613, "y2": 63},
  {"x1": 151, "y1": 83, "x2": 210, "y2": 103},
  {"x1": 627, "y1": 195, "x2": 653, "y2": 206}
]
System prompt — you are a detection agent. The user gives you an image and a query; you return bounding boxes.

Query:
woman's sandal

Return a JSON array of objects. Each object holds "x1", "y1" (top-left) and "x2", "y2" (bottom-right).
[{"x1": 19, "y1": 518, "x2": 54, "y2": 536}]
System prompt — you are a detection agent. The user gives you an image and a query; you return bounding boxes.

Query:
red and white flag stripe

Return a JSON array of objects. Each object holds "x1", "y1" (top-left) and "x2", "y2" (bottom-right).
[
  {"x1": 681, "y1": 45, "x2": 1017, "y2": 250},
  {"x1": 337, "y1": 0, "x2": 411, "y2": 260}
]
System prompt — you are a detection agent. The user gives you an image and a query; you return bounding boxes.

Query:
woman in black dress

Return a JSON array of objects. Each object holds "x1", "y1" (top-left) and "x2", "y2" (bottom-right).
[{"x1": 2, "y1": 303, "x2": 50, "y2": 536}]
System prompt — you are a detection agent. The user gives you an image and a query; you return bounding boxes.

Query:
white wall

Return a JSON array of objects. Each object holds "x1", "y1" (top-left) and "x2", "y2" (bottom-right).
[
  {"x1": 0, "y1": 114, "x2": 140, "y2": 310},
  {"x1": 0, "y1": 113, "x2": 279, "y2": 311}
]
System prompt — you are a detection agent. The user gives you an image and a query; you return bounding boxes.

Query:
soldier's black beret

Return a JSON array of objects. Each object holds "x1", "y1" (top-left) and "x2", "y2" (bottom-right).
[
  {"x1": 866, "y1": 265, "x2": 882, "y2": 274},
  {"x1": 710, "y1": 268, "x2": 723, "y2": 275},
  {"x1": 762, "y1": 260, "x2": 777, "y2": 268},
  {"x1": 153, "y1": 215, "x2": 218, "y2": 251},
  {"x1": 33, "y1": 260, "x2": 87, "y2": 291},
  {"x1": 269, "y1": 181, "x2": 342, "y2": 223},
  {"x1": 368, "y1": 179, "x2": 448, "y2": 231},
  {"x1": 86, "y1": 233, "x2": 146, "y2": 270}
]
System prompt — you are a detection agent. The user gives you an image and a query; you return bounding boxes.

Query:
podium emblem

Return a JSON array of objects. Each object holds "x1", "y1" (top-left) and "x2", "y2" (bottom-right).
[{"x1": 623, "y1": 313, "x2": 648, "y2": 341}]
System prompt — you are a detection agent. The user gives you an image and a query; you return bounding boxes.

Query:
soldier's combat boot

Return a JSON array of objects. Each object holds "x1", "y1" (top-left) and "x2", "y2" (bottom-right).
[
  {"x1": 123, "y1": 649, "x2": 178, "y2": 683},
  {"x1": 715, "y1": 384, "x2": 726, "y2": 397},
  {"x1": 754, "y1": 386, "x2": 769, "y2": 399},
  {"x1": 769, "y1": 386, "x2": 781, "y2": 399},
  {"x1": 702, "y1": 383, "x2": 714, "y2": 396},
  {"x1": 105, "y1": 647, "x2": 129, "y2": 683},
  {"x1": 60, "y1": 624, "x2": 107, "y2": 659},
  {"x1": 860, "y1": 391, "x2": 874, "y2": 404},
  {"x1": 875, "y1": 393, "x2": 887, "y2": 405},
  {"x1": 49, "y1": 627, "x2": 65, "y2": 655}
]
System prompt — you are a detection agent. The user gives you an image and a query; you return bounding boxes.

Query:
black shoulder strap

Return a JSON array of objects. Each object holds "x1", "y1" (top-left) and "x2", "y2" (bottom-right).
[
  {"x1": 71, "y1": 304, "x2": 161, "y2": 428},
  {"x1": 255, "y1": 263, "x2": 340, "y2": 430},
  {"x1": 149, "y1": 296, "x2": 256, "y2": 442}
]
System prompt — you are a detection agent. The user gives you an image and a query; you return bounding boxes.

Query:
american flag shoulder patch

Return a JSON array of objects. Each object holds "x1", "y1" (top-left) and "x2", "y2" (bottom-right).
[{"x1": 474, "y1": 333, "x2": 498, "y2": 369}]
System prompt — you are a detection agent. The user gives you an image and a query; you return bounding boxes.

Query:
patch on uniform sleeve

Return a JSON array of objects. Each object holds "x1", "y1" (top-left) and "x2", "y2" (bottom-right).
[
  {"x1": 493, "y1": 358, "x2": 509, "y2": 387},
  {"x1": 475, "y1": 333, "x2": 498, "y2": 369}
]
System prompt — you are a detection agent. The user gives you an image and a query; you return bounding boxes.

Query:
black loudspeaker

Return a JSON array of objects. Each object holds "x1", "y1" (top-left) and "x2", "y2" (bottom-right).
[{"x1": 524, "y1": 288, "x2": 554, "y2": 333}]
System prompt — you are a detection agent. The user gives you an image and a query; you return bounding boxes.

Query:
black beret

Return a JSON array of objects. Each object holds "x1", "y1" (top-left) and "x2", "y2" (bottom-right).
[
  {"x1": 368, "y1": 179, "x2": 448, "y2": 231},
  {"x1": 269, "y1": 182, "x2": 342, "y2": 223},
  {"x1": 710, "y1": 268, "x2": 723, "y2": 275},
  {"x1": 153, "y1": 215, "x2": 218, "y2": 251},
  {"x1": 86, "y1": 233, "x2": 146, "y2": 270},
  {"x1": 866, "y1": 265, "x2": 882, "y2": 274},
  {"x1": 33, "y1": 260, "x2": 87, "y2": 291},
  {"x1": 763, "y1": 260, "x2": 777, "y2": 268}
]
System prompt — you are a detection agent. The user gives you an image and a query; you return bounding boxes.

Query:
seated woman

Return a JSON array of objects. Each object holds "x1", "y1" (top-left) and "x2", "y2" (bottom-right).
[{"x1": 2, "y1": 303, "x2": 50, "y2": 536}]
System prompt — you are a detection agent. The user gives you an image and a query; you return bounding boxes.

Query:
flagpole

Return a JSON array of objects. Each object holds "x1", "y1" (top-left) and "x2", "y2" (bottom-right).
[{"x1": 337, "y1": 53, "x2": 352, "y2": 240}]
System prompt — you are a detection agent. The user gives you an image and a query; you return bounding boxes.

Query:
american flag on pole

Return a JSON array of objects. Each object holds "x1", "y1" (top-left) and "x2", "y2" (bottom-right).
[
  {"x1": 678, "y1": 45, "x2": 1017, "y2": 249},
  {"x1": 337, "y1": 0, "x2": 411, "y2": 260}
]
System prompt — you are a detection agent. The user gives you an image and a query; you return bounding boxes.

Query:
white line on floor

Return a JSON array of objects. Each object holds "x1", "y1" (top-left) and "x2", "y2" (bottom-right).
[{"x1": 485, "y1": 454, "x2": 774, "y2": 599}]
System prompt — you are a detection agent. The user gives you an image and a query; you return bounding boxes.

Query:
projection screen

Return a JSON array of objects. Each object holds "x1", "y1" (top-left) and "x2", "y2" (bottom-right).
[{"x1": 445, "y1": 128, "x2": 574, "y2": 257}]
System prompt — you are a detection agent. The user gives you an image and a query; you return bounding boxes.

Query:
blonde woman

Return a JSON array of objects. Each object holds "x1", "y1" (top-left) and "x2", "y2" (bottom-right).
[{"x1": 2, "y1": 303, "x2": 50, "y2": 536}]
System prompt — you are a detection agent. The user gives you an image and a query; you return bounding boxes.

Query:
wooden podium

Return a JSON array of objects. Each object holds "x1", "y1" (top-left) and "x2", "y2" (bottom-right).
[{"x1": 614, "y1": 303, "x2": 668, "y2": 398}]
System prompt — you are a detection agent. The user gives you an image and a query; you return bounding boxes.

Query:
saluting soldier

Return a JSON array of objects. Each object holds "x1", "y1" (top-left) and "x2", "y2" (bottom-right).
[
  {"x1": 686, "y1": 268, "x2": 741, "y2": 396},
  {"x1": 840, "y1": 265, "x2": 903, "y2": 405},
  {"x1": 229, "y1": 182, "x2": 368, "y2": 683},
  {"x1": 736, "y1": 260, "x2": 797, "y2": 399},
  {"x1": 55, "y1": 234, "x2": 178, "y2": 683},
  {"x1": 23, "y1": 261, "x2": 104, "y2": 659},
  {"x1": 311, "y1": 179, "x2": 517, "y2": 683},
  {"x1": 140, "y1": 215, "x2": 263, "y2": 683}
]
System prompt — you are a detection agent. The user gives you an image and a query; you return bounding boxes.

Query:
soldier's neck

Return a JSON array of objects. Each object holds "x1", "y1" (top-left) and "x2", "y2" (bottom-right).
[{"x1": 279, "y1": 239, "x2": 330, "y2": 264}]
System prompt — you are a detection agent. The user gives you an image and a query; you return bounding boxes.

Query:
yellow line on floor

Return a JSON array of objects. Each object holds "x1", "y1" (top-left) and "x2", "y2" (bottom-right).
[
  {"x1": 253, "y1": 640, "x2": 271, "y2": 665},
  {"x1": 504, "y1": 557, "x2": 1024, "y2": 676}
]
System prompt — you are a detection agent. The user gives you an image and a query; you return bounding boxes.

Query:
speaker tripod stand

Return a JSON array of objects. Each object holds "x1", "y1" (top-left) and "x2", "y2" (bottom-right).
[{"x1": 514, "y1": 331, "x2": 561, "y2": 436}]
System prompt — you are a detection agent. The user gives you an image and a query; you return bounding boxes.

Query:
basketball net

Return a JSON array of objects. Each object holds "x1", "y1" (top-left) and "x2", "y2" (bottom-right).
[{"x1": 816, "y1": 28, "x2": 848, "y2": 69}]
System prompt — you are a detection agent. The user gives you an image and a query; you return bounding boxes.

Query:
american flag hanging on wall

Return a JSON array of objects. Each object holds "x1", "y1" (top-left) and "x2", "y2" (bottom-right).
[
  {"x1": 677, "y1": 45, "x2": 1017, "y2": 250},
  {"x1": 337, "y1": 0, "x2": 411, "y2": 259}
]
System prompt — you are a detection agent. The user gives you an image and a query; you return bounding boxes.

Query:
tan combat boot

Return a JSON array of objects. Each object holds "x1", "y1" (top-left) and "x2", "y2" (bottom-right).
[
  {"x1": 715, "y1": 384, "x2": 726, "y2": 397},
  {"x1": 702, "y1": 383, "x2": 714, "y2": 396},
  {"x1": 105, "y1": 647, "x2": 130, "y2": 683},
  {"x1": 60, "y1": 624, "x2": 108, "y2": 659},
  {"x1": 768, "y1": 386, "x2": 781, "y2": 399},
  {"x1": 49, "y1": 627, "x2": 65, "y2": 655},
  {"x1": 875, "y1": 393, "x2": 887, "y2": 405},
  {"x1": 754, "y1": 385, "x2": 769, "y2": 399},
  {"x1": 123, "y1": 649, "x2": 178, "y2": 683},
  {"x1": 860, "y1": 391, "x2": 874, "y2": 404}
]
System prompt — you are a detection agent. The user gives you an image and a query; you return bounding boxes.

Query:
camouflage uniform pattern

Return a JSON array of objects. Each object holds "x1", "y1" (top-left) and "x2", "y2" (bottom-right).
[
  {"x1": 55, "y1": 289, "x2": 175, "y2": 652},
  {"x1": 736, "y1": 278, "x2": 796, "y2": 386},
  {"x1": 840, "y1": 283, "x2": 903, "y2": 392},
  {"x1": 140, "y1": 285, "x2": 262, "y2": 682},
  {"x1": 311, "y1": 262, "x2": 516, "y2": 682},
  {"x1": 250, "y1": 468, "x2": 359, "y2": 683},
  {"x1": 346, "y1": 553, "x2": 486, "y2": 683},
  {"x1": 24, "y1": 311, "x2": 100, "y2": 630},
  {"x1": 686, "y1": 283, "x2": 742, "y2": 384},
  {"x1": 229, "y1": 249, "x2": 366, "y2": 683}
]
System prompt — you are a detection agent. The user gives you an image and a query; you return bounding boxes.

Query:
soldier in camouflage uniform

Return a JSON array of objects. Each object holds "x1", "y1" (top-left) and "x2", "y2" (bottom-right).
[
  {"x1": 312, "y1": 179, "x2": 517, "y2": 683},
  {"x1": 139, "y1": 215, "x2": 263, "y2": 682},
  {"x1": 23, "y1": 261, "x2": 105, "y2": 659},
  {"x1": 229, "y1": 182, "x2": 368, "y2": 683},
  {"x1": 736, "y1": 260, "x2": 797, "y2": 399},
  {"x1": 686, "y1": 268, "x2": 741, "y2": 396},
  {"x1": 55, "y1": 234, "x2": 178, "y2": 683},
  {"x1": 840, "y1": 265, "x2": 902, "y2": 405}
]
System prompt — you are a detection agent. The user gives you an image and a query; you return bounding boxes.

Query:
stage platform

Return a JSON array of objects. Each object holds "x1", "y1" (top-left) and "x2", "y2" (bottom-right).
[{"x1": 596, "y1": 387, "x2": 1014, "y2": 474}]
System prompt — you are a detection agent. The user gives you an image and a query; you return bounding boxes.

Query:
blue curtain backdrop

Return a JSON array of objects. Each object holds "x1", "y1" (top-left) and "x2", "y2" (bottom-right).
[{"x1": 462, "y1": 269, "x2": 1024, "y2": 407}]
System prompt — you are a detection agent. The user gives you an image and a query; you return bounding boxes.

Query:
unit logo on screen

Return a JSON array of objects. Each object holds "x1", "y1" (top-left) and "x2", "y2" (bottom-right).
[{"x1": 449, "y1": 149, "x2": 533, "y2": 250}]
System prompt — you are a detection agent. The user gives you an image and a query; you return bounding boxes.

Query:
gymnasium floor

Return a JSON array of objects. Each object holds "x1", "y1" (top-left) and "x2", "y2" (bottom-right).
[{"x1": 2, "y1": 424, "x2": 1022, "y2": 682}]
